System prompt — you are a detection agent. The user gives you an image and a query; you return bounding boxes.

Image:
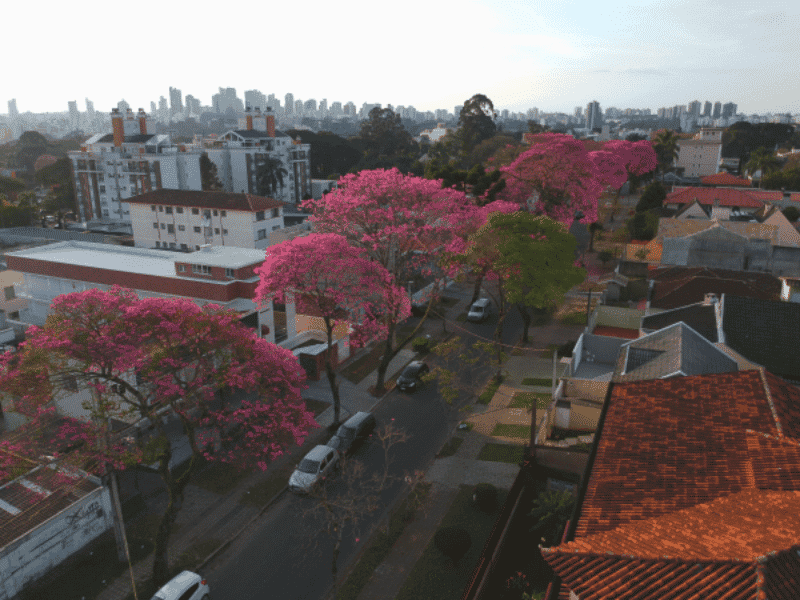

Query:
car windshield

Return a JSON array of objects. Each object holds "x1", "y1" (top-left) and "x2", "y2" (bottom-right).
[
  {"x1": 336, "y1": 426, "x2": 356, "y2": 440},
  {"x1": 402, "y1": 365, "x2": 421, "y2": 377},
  {"x1": 297, "y1": 459, "x2": 320, "y2": 474}
]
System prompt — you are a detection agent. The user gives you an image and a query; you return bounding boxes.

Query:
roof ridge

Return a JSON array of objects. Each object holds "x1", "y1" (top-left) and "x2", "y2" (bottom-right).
[{"x1": 758, "y1": 368, "x2": 784, "y2": 438}]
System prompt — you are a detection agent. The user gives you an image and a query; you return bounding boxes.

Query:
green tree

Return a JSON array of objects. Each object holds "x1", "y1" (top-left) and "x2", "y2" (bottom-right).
[
  {"x1": 256, "y1": 156, "x2": 289, "y2": 198},
  {"x1": 199, "y1": 153, "x2": 223, "y2": 191},
  {"x1": 12, "y1": 131, "x2": 49, "y2": 175},
  {"x1": 0, "y1": 176, "x2": 26, "y2": 200},
  {"x1": 527, "y1": 121, "x2": 551, "y2": 134},
  {"x1": 626, "y1": 210, "x2": 659, "y2": 241},
  {"x1": 287, "y1": 130, "x2": 362, "y2": 178},
  {"x1": 464, "y1": 134, "x2": 520, "y2": 170},
  {"x1": 528, "y1": 490, "x2": 576, "y2": 547},
  {"x1": 458, "y1": 94, "x2": 498, "y2": 155},
  {"x1": 636, "y1": 181, "x2": 666, "y2": 212},
  {"x1": 782, "y1": 206, "x2": 800, "y2": 222},
  {"x1": 625, "y1": 133, "x2": 648, "y2": 142},
  {"x1": 652, "y1": 129, "x2": 679, "y2": 179},
  {"x1": 762, "y1": 167, "x2": 800, "y2": 191},
  {"x1": 588, "y1": 222, "x2": 604, "y2": 252},
  {"x1": 352, "y1": 107, "x2": 418, "y2": 173},
  {"x1": 744, "y1": 147, "x2": 781, "y2": 188},
  {"x1": 36, "y1": 157, "x2": 77, "y2": 221}
]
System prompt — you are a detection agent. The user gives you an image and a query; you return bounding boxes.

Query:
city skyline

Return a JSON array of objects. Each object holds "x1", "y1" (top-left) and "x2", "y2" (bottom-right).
[{"x1": 4, "y1": 0, "x2": 799, "y2": 116}]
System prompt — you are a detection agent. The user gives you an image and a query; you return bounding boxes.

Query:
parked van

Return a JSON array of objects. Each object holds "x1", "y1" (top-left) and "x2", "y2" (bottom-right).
[
  {"x1": 327, "y1": 411, "x2": 377, "y2": 455},
  {"x1": 467, "y1": 298, "x2": 492, "y2": 323}
]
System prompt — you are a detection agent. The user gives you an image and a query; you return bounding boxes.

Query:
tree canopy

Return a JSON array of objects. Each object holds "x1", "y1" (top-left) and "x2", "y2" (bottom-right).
[
  {"x1": 199, "y1": 152, "x2": 223, "y2": 191},
  {"x1": 458, "y1": 94, "x2": 498, "y2": 155},
  {"x1": 350, "y1": 107, "x2": 419, "y2": 174}
]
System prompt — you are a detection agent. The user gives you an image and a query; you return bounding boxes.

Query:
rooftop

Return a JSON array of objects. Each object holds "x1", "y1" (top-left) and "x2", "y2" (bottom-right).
[
  {"x1": 641, "y1": 302, "x2": 718, "y2": 342},
  {"x1": 126, "y1": 189, "x2": 284, "y2": 212},
  {"x1": 699, "y1": 172, "x2": 751, "y2": 186},
  {"x1": 665, "y1": 186, "x2": 765, "y2": 208},
  {"x1": 648, "y1": 266, "x2": 782, "y2": 309}
]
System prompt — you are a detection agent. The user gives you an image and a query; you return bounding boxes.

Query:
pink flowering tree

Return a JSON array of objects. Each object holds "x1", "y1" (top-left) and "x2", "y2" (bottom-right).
[
  {"x1": 451, "y1": 212, "x2": 586, "y2": 381},
  {"x1": 497, "y1": 134, "x2": 657, "y2": 226},
  {"x1": 302, "y1": 168, "x2": 472, "y2": 394},
  {"x1": 0, "y1": 286, "x2": 316, "y2": 588},
  {"x1": 255, "y1": 233, "x2": 404, "y2": 427}
]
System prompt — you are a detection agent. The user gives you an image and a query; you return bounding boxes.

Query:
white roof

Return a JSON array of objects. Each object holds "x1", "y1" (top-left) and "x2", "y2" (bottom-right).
[{"x1": 7, "y1": 241, "x2": 265, "y2": 276}]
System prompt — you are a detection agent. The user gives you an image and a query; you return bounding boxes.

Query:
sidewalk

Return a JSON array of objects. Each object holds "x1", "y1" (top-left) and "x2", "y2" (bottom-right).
[{"x1": 86, "y1": 282, "x2": 476, "y2": 600}]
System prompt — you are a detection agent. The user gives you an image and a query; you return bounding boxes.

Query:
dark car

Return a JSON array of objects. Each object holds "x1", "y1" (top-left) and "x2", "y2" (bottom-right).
[
  {"x1": 396, "y1": 360, "x2": 430, "y2": 392},
  {"x1": 327, "y1": 411, "x2": 377, "y2": 455}
]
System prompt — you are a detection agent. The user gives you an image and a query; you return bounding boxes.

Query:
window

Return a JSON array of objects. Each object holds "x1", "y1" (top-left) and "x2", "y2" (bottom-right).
[
  {"x1": 178, "y1": 225, "x2": 185, "y2": 231},
  {"x1": 213, "y1": 210, "x2": 218, "y2": 216},
  {"x1": 203, "y1": 209, "x2": 211, "y2": 219},
  {"x1": 155, "y1": 241, "x2": 161, "y2": 248},
  {"x1": 99, "y1": 185, "x2": 106, "y2": 193},
  {"x1": 160, "y1": 223, "x2": 166, "y2": 229},
  {"x1": 193, "y1": 226, "x2": 201, "y2": 233},
  {"x1": 153, "y1": 222, "x2": 159, "y2": 229},
  {"x1": 4, "y1": 286, "x2": 15, "y2": 301},
  {"x1": 257, "y1": 229, "x2": 267, "y2": 240},
  {"x1": 192, "y1": 264, "x2": 212, "y2": 274},
  {"x1": 214, "y1": 228, "x2": 220, "y2": 235},
  {"x1": 195, "y1": 245, "x2": 200, "y2": 250},
  {"x1": 169, "y1": 242, "x2": 176, "y2": 249},
  {"x1": 167, "y1": 224, "x2": 175, "y2": 234},
  {"x1": 225, "y1": 268, "x2": 235, "y2": 277},
  {"x1": 177, "y1": 583, "x2": 199, "y2": 600},
  {"x1": 271, "y1": 208, "x2": 279, "y2": 218},
  {"x1": 204, "y1": 227, "x2": 212, "y2": 236},
  {"x1": 255, "y1": 211, "x2": 265, "y2": 221},
  {"x1": 180, "y1": 243, "x2": 188, "y2": 250},
  {"x1": 9, "y1": 311, "x2": 19, "y2": 320},
  {"x1": 272, "y1": 225, "x2": 280, "y2": 231},
  {"x1": 192, "y1": 208, "x2": 199, "y2": 215},
  {"x1": 220, "y1": 210, "x2": 226, "y2": 217},
  {"x1": 165, "y1": 206, "x2": 173, "y2": 214},
  {"x1": 158, "y1": 206, "x2": 163, "y2": 212},
  {"x1": 176, "y1": 207, "x2": 183, "y2": 213},
  {"x1": 129, "y1": 175, "x2": 136, "y2": 183},
  {"x1": 178, "y1": 264, "x2": 186, "y2": 272},
  {"x1": 222, "y1": 229, "x2": 228, "y2": 235}
]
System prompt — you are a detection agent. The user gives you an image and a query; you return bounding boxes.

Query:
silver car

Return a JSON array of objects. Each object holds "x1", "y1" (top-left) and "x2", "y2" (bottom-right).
[
  {"x1": 289, "y1": 445, "x2": 340, "y2": 493},
  {"x1": 149, "y1": 571, "x2": 210, "y2": 600}
]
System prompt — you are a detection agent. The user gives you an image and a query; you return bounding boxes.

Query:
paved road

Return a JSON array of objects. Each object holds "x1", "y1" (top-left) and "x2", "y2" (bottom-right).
[{"x1": 204, "y1": 296, "x2": 524, "y2": 600}]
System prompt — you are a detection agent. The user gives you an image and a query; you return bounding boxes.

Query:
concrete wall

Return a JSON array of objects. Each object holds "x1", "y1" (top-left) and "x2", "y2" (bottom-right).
[
  {"x1": 0, "y1": 483, "x2": 113, "y2": 600},
  {"x1": 563, "y1": 378, "x2": 610, "y2": 402}
]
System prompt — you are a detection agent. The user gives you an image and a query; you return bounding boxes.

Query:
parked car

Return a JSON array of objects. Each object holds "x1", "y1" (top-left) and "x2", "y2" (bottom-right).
[
  {"x1": 327, "y1": 411, "x2": 376, "y2": 455},
  {"x1": 148, "y1": 570, "x2": 210, "y2": 600},
  {"x1": 289, "y1": 445, "x2": 340, "y2": 493},
  {"x1": 467, "y1": 298, "x2": 492, "y2": 323},
  {"x1": 396, "y1": 360, "x2": 430, "y2": 392}
]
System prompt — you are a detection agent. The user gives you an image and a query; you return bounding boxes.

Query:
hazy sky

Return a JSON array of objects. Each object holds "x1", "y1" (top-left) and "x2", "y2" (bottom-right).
[{"x1": 5, "y1": 0, "x2": 799, "y2": 116}]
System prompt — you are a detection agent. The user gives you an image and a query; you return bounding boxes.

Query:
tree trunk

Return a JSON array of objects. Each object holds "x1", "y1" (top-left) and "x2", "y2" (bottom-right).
[
  {"x1": 324, "y1": 318, "x2": 342, "y2": 428},
  {"x1": 493, "y1": 279, "x2": 507, "y2": 383},
  {"x1": 517, "y1": 304, "x2": 531, "y2": 344},
  {"x1": 470, "y1": 272, "x2": 485, "y2": 305},
  {"x1": 373, "y1": 324, "x2": 395, "y2": 394}
]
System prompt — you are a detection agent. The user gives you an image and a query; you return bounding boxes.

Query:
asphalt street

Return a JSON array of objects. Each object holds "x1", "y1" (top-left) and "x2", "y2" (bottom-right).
[{"x1": 203, "y1": 302, "x2": 523, "y2": 600}]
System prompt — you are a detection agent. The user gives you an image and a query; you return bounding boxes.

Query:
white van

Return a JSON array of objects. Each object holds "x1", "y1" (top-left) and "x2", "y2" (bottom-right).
[{"x1": 467, "y1": 298, "x2": 492, "y2": 323}]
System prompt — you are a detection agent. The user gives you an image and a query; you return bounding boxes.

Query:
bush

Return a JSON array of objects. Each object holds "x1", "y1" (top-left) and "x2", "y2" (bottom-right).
[
  {"x1": 597, "y1": 250, "x2": 614, "y2": 266},
  {"x1": 473, "y1": 483, "x2": 498, "y2": 513},
  {"x1": 626, "y1": 210, "x2": 659, "y2": 241},
  {"x1": 636, "y1": 181, "x2": 666, "y2": 212},
  {"x1": 412, "y1": 336, "x2": 431, "y2": 353},
  {"x1": 783, "y1": 206, "x2": 800, "y2": 222},
  {"x1": 558, "y1": 340, "x2": 576, "y2": 357},
  {"x1": 434, "y1": 526, "x2": 472, "y2": 566}
]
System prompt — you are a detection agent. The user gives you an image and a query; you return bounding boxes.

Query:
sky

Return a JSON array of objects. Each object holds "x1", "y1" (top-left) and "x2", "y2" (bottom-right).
[{"x1": 4, "y1": 0, "x2": 800, "y2": 116}]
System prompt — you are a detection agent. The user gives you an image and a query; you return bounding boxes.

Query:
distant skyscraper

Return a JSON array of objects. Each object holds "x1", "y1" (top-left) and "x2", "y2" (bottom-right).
[
  {"x1": 212, "y1": 88, "x2": 243, "y2": 114},
  {"x1": 304, "y1": 99, "x2": 317, "y2": 113},
  {"x1": 688, "y1": 100, "x2": 701, "y2": 116},
  {"x1": 245, "y1": 89, "x2": 267, "y2": 111},
  {"x1": 169, "y1": 87, "x2": 183, "y2": 115},
  {"x1": 454, "y1": 105, "x2": 463, "y2": 119},
  {"x1": 150, "y1": 101, "x2": 157, "y2": 115},
  {"x1": 285, "y1": 93, "x2": 294, "y2": 114},
  {"x1": 713, "y1": 102, "x2": 722, "y2": 119},
  {"x1": 85, "y1": 98, "x2": 95, "y2": 117},
  {"x1": 331, "y1": 101, "x2": 342, "y2": 115},
  {"x1": 574, "y1": 107, "x2": 582, "y2": 119},
  {"x1": 68, "y1": 100, "x2": 79, "y2": 129},
  {"x1": 722, "y1": 102, "x2": 737, "y2": 118},
  {"x1": 500, "y1": 109, "x2": 509, "y2": 120},
  {"x1": 185, "y1": 95, "x2": 201, "y2": 115},
  {"x1": 8, "y1": 99, "x2": 18, "y2": 118},
  {"x1": 295, "y1": 100, "x2": 303, "y2": 115},
  {"x1": 117, "y1": 99, "x2": 130, "y2": 113},
  {"x1": 319, "y1": 99, "x2": 328, "y2": 115},
  {"x1": 585, "y1": 100, "x2": 602, "y2": 129},
  {"x1": 703, "y1": 101, "x2": 712, "y2": 117}
]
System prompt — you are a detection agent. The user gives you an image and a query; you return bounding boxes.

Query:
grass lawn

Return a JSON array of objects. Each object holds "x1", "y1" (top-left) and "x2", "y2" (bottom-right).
[
  {"x1": 477, "y1": 442, "x2": 525, "y2": 464},
  {"x1": 191, "y1": 460, "x2": 253, "y2": 495},
  {"x1": 559, "y1": 312, "x2": 588, "y2": 326},
  {"x1": 436, "y1": 436, "x2": 464, "y2": 458},
  {"x1": 491, "y1": 423, "x2": 532, "y2": 440},
  {"x1": 521, "y1": 377, "x2": 554, "y2": 387},
  {"x1": 477, "y1": 376, "x2": 504, "y2": 404},
  {"x1": 341, "y1": 343, "x2": 385, "y2": 384},
  {"x1": 509, "y1": 392, "x2": 550, "y2": 410},
  {"x1": 337, "y1": 482, "x2": 432, "y2": 600},
  {"x1": 395, "y1": 485, "x2": 508, "y2": 600}
]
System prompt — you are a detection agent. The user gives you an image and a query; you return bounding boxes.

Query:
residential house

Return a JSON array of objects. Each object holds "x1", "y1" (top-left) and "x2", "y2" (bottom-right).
[
  {"x1": 699, "y1": 171, "x2": 750, "y2": 187},
  {"x1": 664, "y1": 187, "x2": 764, "y2": 218},
  {"x1": 541, "y1": 370, "x2": 800, "y2": 600},
  {"x1": 126, "y1": 189, "x2": 309, "y2": 251},
  {"x1": 585, "y1": 305, "x2": 650, "y2": 339},
  {"x1": 640, "y1": 298, "x2": 719, "y2": 342}
]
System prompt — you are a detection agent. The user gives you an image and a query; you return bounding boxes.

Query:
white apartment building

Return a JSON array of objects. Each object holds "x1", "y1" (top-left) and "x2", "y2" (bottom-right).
[
  {"x1": 676, "y1": 128, "x2": 724, "y2": 178},
  {"x1": 127, "y1": 189, "x2": 311, "y2": 251},
  {"x1": 69, "y1": 108, "x2": 312, "y2": 224}
]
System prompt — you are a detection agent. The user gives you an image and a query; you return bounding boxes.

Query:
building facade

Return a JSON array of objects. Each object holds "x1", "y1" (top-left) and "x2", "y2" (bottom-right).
[{"x1": 676, "y1": 128, "x2": 723, "y2": 177}]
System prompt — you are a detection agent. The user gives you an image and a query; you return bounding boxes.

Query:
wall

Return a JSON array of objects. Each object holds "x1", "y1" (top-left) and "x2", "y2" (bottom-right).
[
  {"x1": 563, "y1": 378, "x2": 610, "y2": 402},
  {"x1": 566, "y1": 398, "x2": 603, "y2": 430},
  {"x1": 0, "y1": 484, "x2": 113, "y2": 600}
]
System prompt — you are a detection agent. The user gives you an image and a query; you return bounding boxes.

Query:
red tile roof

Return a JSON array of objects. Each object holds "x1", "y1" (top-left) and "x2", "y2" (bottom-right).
[
  {"x1": 647, "y1": 266, "x2": 782, "y2": 309},
  {"x1": 591, "y1": 326, "x2": 639, "y2": 339},
  {"x1": 700, "y1": 172, "x2": 751, "y2": 186},
  {"x1": 126, "y1": 189, "x2": 284, "y2": 211},
  {"x1": 665, "y1": 187, "x2": 765, "y2": 208},
  {"x1": 542, "y1": 370, "x2": 800, "y2": 600}
]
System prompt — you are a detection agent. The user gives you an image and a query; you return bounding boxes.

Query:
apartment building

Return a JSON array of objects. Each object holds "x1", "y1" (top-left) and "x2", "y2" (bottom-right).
[
  {"x1": 126, "y1": 189, "x2": 299, "y2": 251},
  {"x1": 676, "y1": 127, "x2": 723, "y2": 178}
]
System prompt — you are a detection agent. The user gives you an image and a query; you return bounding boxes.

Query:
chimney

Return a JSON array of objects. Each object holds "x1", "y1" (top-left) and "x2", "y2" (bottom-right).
[
  {"x1": 266, "y1": 107, "x2": 275, "y2": 138},
  {"x1": 703, "y1": 293, "x2": 718, "y2": 305},
  {"x1": 245, "y1": 107, "x2": 253, "y2": 131},
  {"x1": 138, "y1": 108, "x2": 147, "y2": 135},
  {"x1": 111, "y1": 108, "x2": 124, "y2": 147}
]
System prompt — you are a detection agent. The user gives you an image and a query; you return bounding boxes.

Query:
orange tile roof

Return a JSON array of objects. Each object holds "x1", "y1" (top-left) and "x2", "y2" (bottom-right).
[
  {"x1": 700, "y1": 172, "x2": 751, "y2": 186},
  {"x1": 126, "y1": 189, "x2": 284, "y2": 211},
  {"x1": 591, "y1": 326, "x2": 639, "y2": 339},
  {"x1": 542, "y1": 370, "x2": 800, "y2": 599},
  {"x1": 665, "y1": 186, "x2": 765, "y2": 208}
]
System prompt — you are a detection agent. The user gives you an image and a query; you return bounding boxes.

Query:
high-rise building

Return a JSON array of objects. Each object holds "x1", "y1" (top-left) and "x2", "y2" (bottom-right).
[
  {"x1": 454, "y1": 105, "x2": 463, "y2": 119},
  {"x1": 713, "y1": 102, "x2": 722, "y2": 119},
  {"x1": 295, "y1": 100, "x2": 303, "y2": 115},
  {"x1": 722, "y1": 102, "x2": 737, "y2": 118},
  {"x1": 585, "y1": 100, "x2": 602, "y2": 130},
  {"x1": 117, "y1": 99, "x2": 130, "y2": 113},
  {"x1": 284, "y1": 93, "x2": 294, "y2": 114},
  {"x1": 688, "y1": 100, "x2": 702, "y2": 116},
  {"x1": 185, "y1": 95, "x2": 201, "y2": 115},
  {"x1": 68, "y1": 101, "x2": 79, "y2": 130},
  {"x1": 703, "y1": 101, "x2": 712, "y2": 117},
  {"x1": 245, "y1": 89, "x2": 267, "y2": 111},
  {"x1": 8, "y1": 99, "x2": 18, "y2": 118},
  {"x1": 150, "y1": 101, "x2": 157, "y2": 115},
  {"x1": 331, "y1": 101, "x2": 342, "y2": 116},
  {"x1": 574, "y1": 107, "x2": 582, "y2": 120},
  {"x1": 344, "y1": 102, "x2": 356, "y2": 116},
  {"x1": 304, "y1": 99, "x2": 317, "y2": 113},
  {"x1": 169, "y1": 87, "x2": 183, "y2": 115},
  {"x1": 212, "y1": 88, "x2": 244, "y2": 114},
  {"x1": 85, "y1": 98, "x2": 95, "y2": 118},
  {"x1": 319, "y1": 99, "x2": 328, "y2": 115}
]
